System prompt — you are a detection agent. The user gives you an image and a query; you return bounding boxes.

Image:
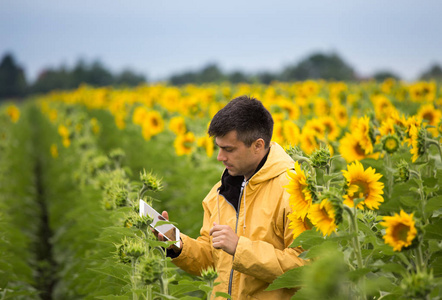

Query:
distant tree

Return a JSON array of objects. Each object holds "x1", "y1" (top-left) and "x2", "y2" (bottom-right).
[
  {"x1": 281, "y1": 52, "x2": 356, "y2": 81},
  {"x1": 228, "y1": 71, "x2": 250, "y2": 84},
  {"x1": 419, "y1": 64, "x2": 442, "y2": 81},
  {"x1": 256, "y1": 71, "x2": 279, "y2": 84},
  {"x1": 0, "y1": 53, "x2": 27, "y2": 100},
  {"x1": 31, "y1": 59, "x2": 147, "y2": 93},
  {"x1": 373, "y1": 70, "x2": 401, "y2": 82},
  {"x1": 115, "y1": 69, "x2": 146, "y2": 87},
  {"x1": 169, "y1": 63, "x2": 225, "y2": 85},
  {"x1": 169, "y1": 71, "x2": 198, "y2": 85},
  {"x1": 32, "y1": 67, "x2": 72, "y2": 94},
  {"x1": 199, "y1": 64, "x2": 225, "y2": 83},
  {"x1": 85, "y1": 60, "x2": 114, "y2": 86}
]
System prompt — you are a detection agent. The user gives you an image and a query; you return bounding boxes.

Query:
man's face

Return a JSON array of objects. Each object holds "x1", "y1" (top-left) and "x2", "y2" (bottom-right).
[{"x1": 215, "y1": 130, "x2": 261, "y2": 180}]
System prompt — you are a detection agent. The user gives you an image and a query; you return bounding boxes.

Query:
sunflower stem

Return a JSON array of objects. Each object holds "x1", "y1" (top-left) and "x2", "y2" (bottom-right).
[
  {"x1": 384, "y1": 153, "x2": 393, "y2": 198},
  {"x1": 428, "y1": 139, "x2": 442, "y2": 163},
  {"x1": 146, "y1": 285, "x2": 153, "y2": 300},
  {"x1": 415, "y1": 244, "x2": 426, "y2": 273},
  {"x1": 344, "y1": 206, "x2": 366, "y2": 299},
  {"x1": 132, "y1": 258, "x2": 139, "y2": 300}
]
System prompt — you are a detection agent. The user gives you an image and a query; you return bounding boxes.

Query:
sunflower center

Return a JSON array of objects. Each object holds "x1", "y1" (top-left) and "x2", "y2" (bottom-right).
[
  {"x1": 392, "y1": 223, "x2": 410, "y2": 242},
  {"x1": 352, "y1": 181, "x2": 369, "y2": 199},
  {"x1": 422, "y1": 112, "x2": 434, "y2": 123},
  {"x1": 151, "y1": 118, "x2": 159, "y2": 127},
  {"x1": 353, "y1": 143, "x2": 365, "y2": 156}
]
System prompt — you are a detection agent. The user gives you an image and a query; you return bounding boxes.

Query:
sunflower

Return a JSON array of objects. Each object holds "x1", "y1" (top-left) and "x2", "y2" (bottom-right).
[
  {"x1": 372, "y1": 95, "x2": 396, "y2": 120},
  {"x1": 285, "y1": 161, "x2": 313, "y2": 220},
  {"x1": 319, "y1": 116, "x2": 340, "y2": 141},
  {"x1": 58, "y1": 124, "x2": 69, "y2": 139},
  {"x1": 169, "y1": 116, "x2": 187, "y2": 135},
  {"x1": 409, "y1": 124, "x2": 427, "y2": 163},
  {"x1": 278, "y1": 99, "x2": 300, "y2": 120},
  {"x1": 342, "y1": 161, "x2": 384, "y2": 210},
  {"x1": 288, "y1": 213, "x2": 313, "y2": 239},
  {"x1": 144, "y1": 110, "x2": 164, "y2": 136},
  {"x1": 272, "y1": 120, "x2": 285, "y2": 145},
  {"x1": 380, "y1": 210, "x2": 417, "y2": 251},
  {"x1": 197, "y1": 135, "x2": 214, "y2": 157},
  {"x1": 308, "y1": 199, "x2": 337, "y2": 237},
  {"x1": 338, "y1": 132, "x2": 367, "y2": 162},
  {"x1": 331, "y1": 104, "x2": 349, "y2": 128},
  {"x1": 282, "y1": 120, "x2": 301, "y2": 146},
  {"x1": 6, "y1": 105, "x2": 20, "y2": 123},
  {"x1": 132, "y1": 106, "x2": 148, "y2": 126},
  {"x1": 313, "y1": 97, "x2": 330, "y2": 116},
  {"x1": 299, "y1": 127, "x2": 320, "y2": 155},
  {"x1": 417, "y1": 104, "x2": 442, "y2": 137},
  {"x1": 50, "y1": 144, "x2": 58, "y2": 158},
  {"x1": 404, "y1": 116, "x2": 422, "y2": 146},
  {"x1": 174, "y1": 132, "x2": 196, "y2": 156},
  {"x1": 377, "y1": 118, "x2": 396, "y2": 143},
  {"x1": 353, "y1": 116, "x2": 374, "y2": 155},
  {"x1": 382, "y1": 134, "x2": 400, "y2": 154}
]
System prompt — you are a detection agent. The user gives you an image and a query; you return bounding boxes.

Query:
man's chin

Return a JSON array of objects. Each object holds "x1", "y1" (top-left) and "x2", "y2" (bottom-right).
[{"x1": 227, "y1": 169, "x2": 240, "y2": 177}]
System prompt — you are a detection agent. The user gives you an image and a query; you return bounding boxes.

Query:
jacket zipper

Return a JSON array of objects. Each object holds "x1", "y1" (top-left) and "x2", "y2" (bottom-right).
[{"x1": 227, "y1": 180, "x2": 247, "y2": 297}]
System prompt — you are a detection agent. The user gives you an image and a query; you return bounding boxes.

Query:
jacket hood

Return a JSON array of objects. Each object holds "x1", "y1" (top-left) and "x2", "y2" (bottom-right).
[{"x1": 248, "y1": 142, "x2": 294, "y2": 188}]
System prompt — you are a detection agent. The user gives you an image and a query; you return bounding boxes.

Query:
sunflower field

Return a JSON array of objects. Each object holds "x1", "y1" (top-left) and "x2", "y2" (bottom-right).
[{"x1": 1, "y1": 79, "x2": 442, "y2": 299}]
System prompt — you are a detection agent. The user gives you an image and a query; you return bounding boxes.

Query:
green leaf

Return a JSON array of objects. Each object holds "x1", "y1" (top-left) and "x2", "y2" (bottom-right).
[
  {"x1": 425, "y1": 195, "x2": 442, "y2": 213},
  {"x1": 431, "y1": 255, "x2": 442, "y2": 277},
  {"x1": 398, "y1": 196, "x2": 418, "y2": 207},
  {"x1": 301, "y1": 241, "x2": 339, "y2": 259},
  {"x1": 347, "y1": 268, "x2": 372, "y2": 281},
  {"x1": 197, "y1": 284, "x2": 213, "y2": 293},
  {"x1": 169, "y1": 280, "x2": 201, "y2": 296},
  {"x1": 379, "y1": 263, "x2": 407, "y2": 275},
  {"x1": 423, "y1": 219, "x2": 442, "y2": 240},
  {"x1": 266, "y1": 267, "x2": 305, "y2": 291},
  {"x1": 323, "y1": 172, "x2": 343, "y2": 183},
  {"x1": 215, "y1": 291, "x2": 231, "y2": 299},
  {"x1": 88, "y1": 266, "x2": 130, "y2": 284},
  {"x1": 290, "y1": 229, "x2": 325, "y2": 250}
]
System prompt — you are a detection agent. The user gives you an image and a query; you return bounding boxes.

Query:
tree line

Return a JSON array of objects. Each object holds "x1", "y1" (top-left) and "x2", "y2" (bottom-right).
[{"x1": 1, "y1": 52, "x2": 442, "y2": 101}]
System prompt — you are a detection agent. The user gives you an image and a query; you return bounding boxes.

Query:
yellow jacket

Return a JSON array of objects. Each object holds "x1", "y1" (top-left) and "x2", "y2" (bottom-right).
[{"x1": 172, "y1": 142, "x2": 305, "y2": 299}]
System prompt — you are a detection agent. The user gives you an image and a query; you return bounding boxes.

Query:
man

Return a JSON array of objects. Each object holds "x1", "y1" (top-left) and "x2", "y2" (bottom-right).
[{"x1": 160, "y1": 95, "x2": 305, "y2": 299}]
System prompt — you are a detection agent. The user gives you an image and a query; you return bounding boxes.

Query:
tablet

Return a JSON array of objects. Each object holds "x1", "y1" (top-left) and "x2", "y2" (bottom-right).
[{"x1": 139, "y1": 199, "x2": 181, "y2": 248}]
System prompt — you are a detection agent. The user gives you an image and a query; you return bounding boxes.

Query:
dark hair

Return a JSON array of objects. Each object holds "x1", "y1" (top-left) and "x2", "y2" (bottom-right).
[{"x1": 208, "y1": 95, "x2": 274, "y2": 148}]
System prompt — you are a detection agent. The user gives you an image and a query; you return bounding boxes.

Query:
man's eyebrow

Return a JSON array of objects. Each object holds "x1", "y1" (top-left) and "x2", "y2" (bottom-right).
[{"x1": 215, "y1": 143, "x2": 234, "y2": 149}]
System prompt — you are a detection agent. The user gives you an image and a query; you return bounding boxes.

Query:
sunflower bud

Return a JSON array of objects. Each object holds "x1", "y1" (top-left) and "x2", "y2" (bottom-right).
[
  {"x1": 395, "y1": 159, "x2": 410, "y2": 182},
  {"x1": 116, "y1": 237, "x2": 145, "y2": 261},
  {"x1": 116, "y1": 238, "x2": 131, "y2": 264},
  {"x1": 140, "y1": 169, "x2": 163, "y2": 192},
  {"x1": 109, "y1": 148, "x2": 126, "y2": 165},
  {"x1": 125, "y1": 238, "x2": 145, "y2": 259},
  {"x1": 201, "y1": 266, "x2": 218, "y2": 282},
  {"x1": 401, "y1": 270, "x2": 435, "y2": 299},
  {"x1": 285, "y1": 145, "x2": 307, "y2": 162},
  {"x1": 309, "y1": 146, "x2": 331, "y2": 169},
  {"x1": 139, "y1": 256, "x2": 163, "y2": 285}
]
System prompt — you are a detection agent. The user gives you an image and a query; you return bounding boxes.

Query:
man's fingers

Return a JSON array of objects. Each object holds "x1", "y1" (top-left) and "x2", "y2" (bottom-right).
[{"x1": 162, "y1": 211, "x2": 169, "y2": 221}]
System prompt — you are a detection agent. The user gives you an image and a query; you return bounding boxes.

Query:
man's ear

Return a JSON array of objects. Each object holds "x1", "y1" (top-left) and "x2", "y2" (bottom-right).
[{"x1": 254, "y1": 138, "x2": 265, "y2": 153}]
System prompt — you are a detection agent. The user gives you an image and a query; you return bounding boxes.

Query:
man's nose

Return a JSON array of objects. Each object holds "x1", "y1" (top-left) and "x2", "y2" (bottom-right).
[{"x1": 217, "y1": 150, "x2": 225, "y2": 162}]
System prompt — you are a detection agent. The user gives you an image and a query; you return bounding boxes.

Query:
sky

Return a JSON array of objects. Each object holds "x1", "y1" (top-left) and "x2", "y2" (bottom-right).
[{"x1": 1, "y1": 0, "x2": 442, "y2": 83}]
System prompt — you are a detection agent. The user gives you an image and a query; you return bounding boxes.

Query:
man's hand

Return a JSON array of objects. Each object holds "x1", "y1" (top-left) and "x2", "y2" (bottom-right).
[
  {"x1": 151, "y1": 211, "x2": 182, "y2": 253},
  {"x1": 209, "y1": 223, "x2": 239, "y2": 255}
]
